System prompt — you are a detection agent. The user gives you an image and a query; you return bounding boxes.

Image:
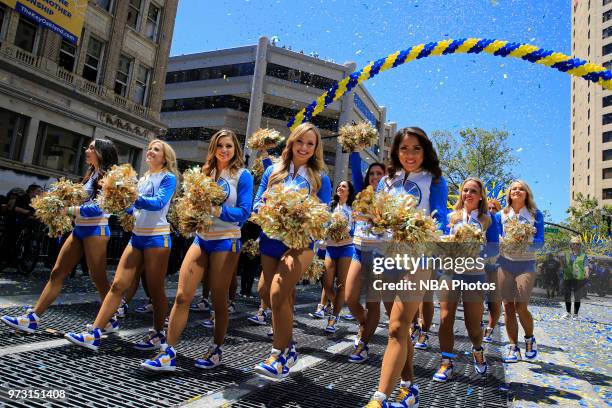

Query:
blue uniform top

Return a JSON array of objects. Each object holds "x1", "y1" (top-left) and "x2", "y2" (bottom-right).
[
  {"x1": 254, "y1": 162, "x2": 332, "y2": 211},
  {"x1": 377, "y1": 169, "x2": 449, "y2": 234},
  {"x1": 132, "y1": 171, "x2": 177, "y2": 236},
  {"x1": 198, "y1": 167, "x2": 253, "y2": 240},
  {"x1": 350, "y1": 152, "x2": 366, "y2": 193},
  {"x1": 71, "y1": 171, "x2": 109, "y2": 226}
]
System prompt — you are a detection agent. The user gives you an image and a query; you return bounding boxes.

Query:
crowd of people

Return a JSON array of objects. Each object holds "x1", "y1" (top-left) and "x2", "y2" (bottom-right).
[{"x1": 0, "y1": 123, "x2": 591, "y2": 408}]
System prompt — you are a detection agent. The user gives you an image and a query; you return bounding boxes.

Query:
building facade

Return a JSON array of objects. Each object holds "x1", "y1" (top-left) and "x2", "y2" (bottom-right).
[
  {"x1": 0, "y1": 0, "x2": 178, "y2": 193},
  {"x1": 571, "y1": 0, "x2": 612, "y2": 206},
  {"x1": 161, "y1": 36, "x2": 391, "y2": 184}
]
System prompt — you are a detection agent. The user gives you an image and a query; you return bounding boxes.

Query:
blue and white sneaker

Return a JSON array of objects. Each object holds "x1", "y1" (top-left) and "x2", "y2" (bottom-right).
[
  {"x1": 254, "y1": 348, "x2": 289, "y2": 379},
  {"x1": 348, "y1": 340, "x2": 369, "y2": 363},
  {"x1": 309, "y1": 304, "x2": 326, "y2": 319},
  {"x1": 247, "y1": 308, "x2": 269, "y2": 325},
  {"x1": 1, "y1": 309, "x2": 39, "y2": 333},
  {"x1": 503, "y1": 345, "x2": 521, "y2": 363},
  {"x1": 432, "y1": 358, "x2": 454, "y2": 382},
  {"x1": 134, "y1": 329, "x2": 166, "y2": 351},
  {"x1": 324, "y1": 315, "x2": 338, "y2": 334},
  {"x1": 116, "y1": 298, "x2": 128, "y2": 318},
  {"x1": 64, "y1": 325, "x2": 102, "y2": 351},
  {"x1": 524, "y1": 336, "x2": 537, "y2": 360},
  {"x1": 102, "y1": 315, "x2": 119, "y2": 334},
  {"x1": 410, "y1": 324, "x2": 421, "y2": 343},
  {"x1": 414, "y1": 332, "x2": 429, "y2": 350},
  {"x1": 201, "y1": 312, "x2": 214, "y2": 329},
  {"x1": 135, "y1": 299, "x2": 154, "y2": 314},
  {"x1": 286, "y1": 341, "x2": 298, "y2": 368},
  {"x1": 342, "y1": 313, "x2": 355, "y2": 321},
  {"x1": 189, "y1": 297, "x2": 210, "y2": 312},
  {"x1": 483, "y1": 327, "x2": 494, "y2": 343},
  {"x1": 394, "y1": 382, "x2": 420, "y2": 407},
  {"x1": 195, "y1": 344, "x2": 222, "y2": 369},
  {"x1": 472, "y1": 347, "x2": 488, "y2": 375},
  {"x1": 267, "y1": 327, "x2": 274, "y2": 337},
  {"x1": 141, "y1": 344, "x2": 176, "y2": 372}
]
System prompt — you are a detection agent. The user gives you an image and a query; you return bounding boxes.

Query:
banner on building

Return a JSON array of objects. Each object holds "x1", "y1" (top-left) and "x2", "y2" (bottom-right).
[{"x1": 0, "y1": 0, "x2": 87, "y2": 44}]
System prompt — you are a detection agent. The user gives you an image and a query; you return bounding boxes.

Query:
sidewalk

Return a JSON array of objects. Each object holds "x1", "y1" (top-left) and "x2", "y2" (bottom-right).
[{"x1": 500, "y1": 292, "x2": 611, "y2": 407}]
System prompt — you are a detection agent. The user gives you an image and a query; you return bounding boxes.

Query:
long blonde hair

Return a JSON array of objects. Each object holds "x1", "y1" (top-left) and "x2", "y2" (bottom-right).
[
  {"x1": 450, "y1": 177, "x2": 490, "y2": 230},
  {"x1": 503, "y1": 179, "x2": 538, "y2": 216},
  {"x1": 147, "y1": 139, "x2": 179, "y2": 179},
  {"x1": 203, "y1": 129, "x2": 245, "y2": 177},
  {"x1": 267, "y1": 123, "x2": 326, "y2": 194}
]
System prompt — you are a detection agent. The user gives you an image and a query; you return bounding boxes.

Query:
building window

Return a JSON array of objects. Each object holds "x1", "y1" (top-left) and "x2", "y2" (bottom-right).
[
  {"x1": 604, "y1": 149, "x2": 612, "y2": 161},
  {"x1": 588, "y1": 158, "x2": 590, "y2": 168},
  {"x1": 588, "y1": 125, "x2": 590, "y2": 135},
  {"x1": 604, "y1": 113, "x2": 612, "y2": 125},
  {"x1": 605, "y1": 43, "x2": 612, "y2": 56},
  {"x1": 165, "y1": 62, "x2": 255, "y2": 83},
  {"x1": 34, "y1": 122, "x2": 87, "y2": 174},
  {"x1": 127, "y1": 0, "x2": 142, "y2": 30},
  {"x1": 605, "y1": 0, "x2": 612, "y2": 6},
  {"x1": 604, "y1": 188, "x2": 612, "y2": 200},
  {"x1": 266, "y1": 63, "x2": 337, "y2": 91},
  {"x1": 572, "y1": 177, "x2": 575, "y2": 186},
  {"x1": 0, "y1": 107, "x2": 28, "y2": 161},
  {"x1": 605, "y1": 131, "x2": 612, "y2": 143},
  {"x1": 605, "y1": 26, "x2": 612, "y2": 40},
  {"x1": 588, "y1": 109, "x2": 590, "y2": 119},
  {"x1": 604, "y1": 168, "x2": 612, "y2": 179},
  {"x1": 604, "y1": 95, "x2": 612, "y2": 108},
  {"x1": 606, "y1": 61, "x2": 612, "y2": 71},
  {"x1": 95, "y1": 0, "x2": 114, "y2": 13},
  {"x1": 133, "y1": 64, "x2": 150, "y2": 105},
  {"x1": 14, "y1": 15, "x2": 38, "y2": 53},
  {"x1": 588, "y1": 93, "x2": 590, "y2": 104},
  {"x1": 573, "y1": 149, "x2": 575, "y2": 158},
  {"x1": 58, "y1": 39, "x2": 77, "y2": 72},
  {"x1": 114, "y1": 55, "x2": 132, "y2": 97},
  {"x1": 113, "y1": 140, "x2": 140, "y2": 169},
  {"x1": 82, "y1": 37, "x2": 104, "y2": 83},
  {"x1": 145, "y1": 3, "x2": 161, "y2": 41},
  {"x1": 0, "y1": 5, "x2": 6, "y2": 41},
  {"x1": 588, "y1": 142, "x2": 591, "y2": 152}
]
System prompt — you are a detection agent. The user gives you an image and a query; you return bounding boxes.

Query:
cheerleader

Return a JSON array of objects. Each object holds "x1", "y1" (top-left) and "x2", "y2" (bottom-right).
[
  {"x1": 252, "y1": 122, "x2": 331, "y2": 379},
  {"x1": 433, "y1": 177, "x2": 498, "y2": 382},
  {"x1": 496, "y1": 180, "x2": 544, "y2": 363},
  {"x1": 64, "y1": 140, "x2": 178, "y2": 351},
  {"x1": 366, "y1": 127, "x2": 448, "y2": 408},
  {"x1": 321, "y1": 180, "x2": 356, "y2": 333},
  {"x1": 142, "y1": 129, "x2": 253, "y2": 371},
  {"x1": 1, "y1": 139, "x2": 118, "y2": 333},
  {"x1": 483, "y1": 198, "x2": 502, "y2": 343},
  {"x1": 344, "y1": 154, "x2": 387, "y2": 363}
]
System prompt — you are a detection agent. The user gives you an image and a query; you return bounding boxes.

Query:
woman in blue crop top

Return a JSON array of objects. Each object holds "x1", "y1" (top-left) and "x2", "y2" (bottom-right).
[
  {"x1": 366, "y1": 127, "x2": 448, "y2": 407},
  {"x1": 1, "y1": 139, "x2": 118, "y2": 335},
  {"x1": 142, "y1": 129, "x2": 253, "y2": 372},
  {"x1": 252, "y1": 122, "x2": 332, "y2": 380},
  {"x1": 64, "y1": 140, "x2": 178, "y2": 353}
]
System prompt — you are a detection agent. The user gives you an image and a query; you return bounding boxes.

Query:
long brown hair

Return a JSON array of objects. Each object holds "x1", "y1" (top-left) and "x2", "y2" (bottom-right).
[
  {"x1": 387, "y1": 127, "x2": 442, "y2": 182},
  {"x1": 203, "y1": 129, "x2": 245, "y2": 177},
  {"x1": 449, "y1": 177, "x2": 490, "y2": 230},
  {"x1": 82, "y1": 139, "x2": 118, "y2": 197},
  {"x1": 267, "y1": 123, "x2": 326, "y2": 194}
]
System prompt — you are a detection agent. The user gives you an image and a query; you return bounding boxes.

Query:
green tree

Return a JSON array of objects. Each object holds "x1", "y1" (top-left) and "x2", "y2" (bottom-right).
[
  {"x1": 566, "y1": 193, "x2": 612, "y2": 236},
  {"x1": 430, "y1": 128, "x2": 517, "y2": 195}
]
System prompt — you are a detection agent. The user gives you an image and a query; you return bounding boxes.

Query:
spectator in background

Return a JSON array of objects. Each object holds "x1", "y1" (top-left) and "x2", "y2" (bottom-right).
[
  {"x1": 542, "y1": 253, "x2": 561, "y2": 299},
  {"x1": 561, "y1": 237, "x2": 590, "y2": 320}
]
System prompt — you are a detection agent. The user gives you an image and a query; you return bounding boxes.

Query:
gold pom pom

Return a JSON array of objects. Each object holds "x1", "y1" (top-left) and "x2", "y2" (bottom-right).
[
  {"x1": 326, "y1": 210, "x2": 351, "y2": 242},
  {"x1": 247, "y1": 128, "x2": 284, "y2": 150},
  {"x1": 242, "y1": 239, "x2": 260, "y2": 258},
  {"x1": 500, "y1": 218, "x2": 536, "y2": 256},
  {"x1": 97, "y1": 164, "x2": 139, "y2": 214},
  {"x1": 119, "y1": 212, "x2": 136, "y2": 232},
  {"x1": 303, "y1": 257, "x2": 325, "y2": 283},
  {"x1": 441, "y1": 223, "x2": 486, "y2": 259},
  {"x1": 338, "y1": 121, "x2": 379, "y2": 152},
  {"x1": 250, "y1": 184, "x2": 331, "y2": 249},
  {"x1": 175, "y1": 166, "x2": 227, "y2": 237},
  {"x1": 31, "y1": 179, "x2": 87, "y2": 237}
]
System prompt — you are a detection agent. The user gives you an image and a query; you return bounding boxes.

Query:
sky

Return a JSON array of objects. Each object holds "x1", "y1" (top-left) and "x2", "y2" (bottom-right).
[{"x1": 170, "y1": 0, "x2": 572, "y2": 221}]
